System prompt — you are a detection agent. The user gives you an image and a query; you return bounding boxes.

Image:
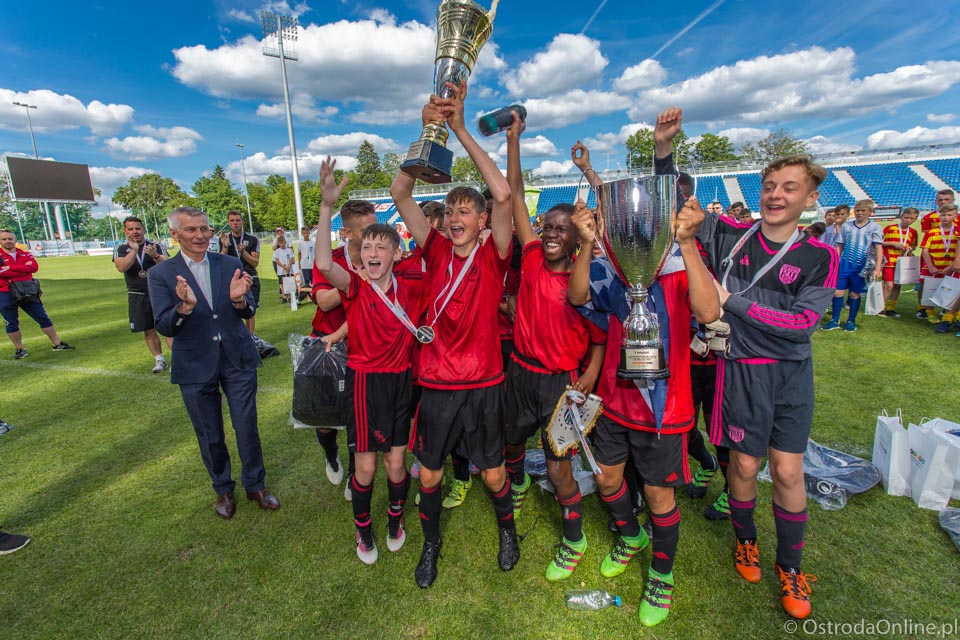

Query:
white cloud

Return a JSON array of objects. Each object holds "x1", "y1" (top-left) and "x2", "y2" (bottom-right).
[
  {"x1": 504, "y1": 34, "x2": 607, "y2": 97},
  {"x1": 804, "y1": 135, "x2": 862, "y2": 155},
  {"x1": 524, "y1": 90, "x2": 630, "y2": 131},
  {"x1": 256, "y1": 93, "x2": 339, "y2": 122},
  {"x1": 627, "y1": 47, "x2": 960, "y2": 124},
  {"x1": 531, "y1": 160, "x2": 576, "y2": 177},
  {"x1": 614, "y1": 59, "x2": 667, "y2": 93},
  {"x1": 865, "y1": 126, "x2": 960, "y2": 149},
  {"x1": 226, "y1": 9, "x2": 257, "y2": 24},
  {"x1": 225, "y1": 151, "x2": 357, "y2": 184},
  {"x1": 306, "y1": 132, "x2": 400, "y2": 156},
  {"x1": 0, "y1": 88, "x2": 133, "y2": 136},
  {"x1": 583, "y1": 123, "x2": 652, "y2": 154},
  {"x1": 927, "y1": 113, "x2": 956, "y2": 124},
  {"x1": 103, "y1": 125, "x2": 203, "y2": 160},
  {"x1": 494, "y1": 135, "x2": 558, "y2": 159},
  {"x1": 88, "y1": 166, "x2": 151, "y2": 193},
  {"x1": 716, "y1": 127, "x2": 769, "y2": 147}
]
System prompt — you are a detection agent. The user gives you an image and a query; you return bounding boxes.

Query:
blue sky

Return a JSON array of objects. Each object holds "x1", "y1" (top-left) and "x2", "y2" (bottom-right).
[{"x1": 2, "y1": 0, "x2": 959, "y2": 215}]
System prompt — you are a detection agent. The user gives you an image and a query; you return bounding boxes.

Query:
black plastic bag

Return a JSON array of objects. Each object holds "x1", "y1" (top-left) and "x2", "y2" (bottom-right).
[
  {"x1": 288, "y1": 334, "x2": 347, "y2": 428},
  {"x1": 940, "y1": 508, "x2": 960, "y2": 553},
  {"x1": 253, "y1": 334, "x2": 281, "y2": 359}
]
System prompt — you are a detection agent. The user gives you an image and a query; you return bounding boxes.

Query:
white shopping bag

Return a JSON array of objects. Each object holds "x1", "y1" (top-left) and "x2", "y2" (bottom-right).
[
  {"x1": 864, "y1": 281, "x2": 885, "y2": 316},
  {"x1": 931, "y1": 277, "x2": 960, "y2": 310},
  {"x1": 907, "y1": 423, "x2": 960, "y2": 511},
  {"x1": 872, "y1": 410, "x2": 911, "y2": 496},
  {"x1": 922, "y1": 418, "x2": 960, "y2": 500},
  {"x1": 894, "y1": 256, "x2": 920, "y2": 285},
  {"x1": 920, "y1": 278, "x2": 944, "y2": 307}
]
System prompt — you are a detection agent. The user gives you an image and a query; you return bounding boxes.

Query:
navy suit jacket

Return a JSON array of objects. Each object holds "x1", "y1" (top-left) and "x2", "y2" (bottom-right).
[{"x1": 148, "y1": 251, "x2": 260, "y2": 385}]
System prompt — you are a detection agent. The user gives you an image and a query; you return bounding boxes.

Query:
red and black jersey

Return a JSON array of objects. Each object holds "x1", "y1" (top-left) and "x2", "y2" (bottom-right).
[
  {"x1": 498, "y1": 235, "x2": 522, "y2": 341},
  {"x1": 418, "y1": 228, "x2": 508, "y2": 390},
  {"x1": 394, "y1": 248, "x2": 429, "y2": 383},
  {"x1": 595, "y1": 268, "x2": 695, "y2": 434},
  {"x1": 341, "y1": 270, "x2": 424, "y2": 373},
  {"x1": 309, "y1": 246, "x2": 352, "y2": 336},
  {"x1": 512, "y1": 241, "x2": 605, "y2": 374},
  {"x1": 0, "y1": 248, "x2": 38, "y2": 293}
]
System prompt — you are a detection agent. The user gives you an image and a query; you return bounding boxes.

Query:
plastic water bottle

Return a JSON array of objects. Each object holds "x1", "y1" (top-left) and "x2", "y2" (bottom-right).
[
  {"x1": 477, "y1": 105, "x2": 527, "y2": 136},
  {"x1": 804, "y1": 475, "x2": 847, "y2": 511},
  {"x1": 565, "y1": 590, "x2": 622, "y2": 611}
]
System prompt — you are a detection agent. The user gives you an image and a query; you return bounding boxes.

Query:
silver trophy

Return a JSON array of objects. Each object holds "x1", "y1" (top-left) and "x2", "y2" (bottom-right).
[
  {"x1": 400, "y1": 0, "x2": 499, "y2": 184},
  {"x1": 596, "y1": 175, "x2": 677, "y2": 380}
]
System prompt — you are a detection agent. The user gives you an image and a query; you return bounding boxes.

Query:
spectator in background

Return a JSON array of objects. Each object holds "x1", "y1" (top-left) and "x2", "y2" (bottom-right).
[
  {"x1": 271, "y1": 226, "x2": 286, "y2": 250},
  {"x1": 725, "y1": 201, "x2": 744, "y2": 218},
  {"x1": 706, "y1": 201, "x2": 723, "y2": 215},
  {"x1": 919, "y1": 203, "x2": 960, "y2": 331},
  {"x1": 820, "y1": 204, "x2": 850, "y2": 248},
  {"x1": 803, "y1": 222, "x2": 826, "y2": 239},
  {"x1": 879, "y1": 207, "x2": 919, "y2": 318},
  {"x1": 298, "y1": 227, "x2": 315, "y2": 291},
  {"x1": 273, "y1": 235, "x2": 295, "y2": 303},
  {"x1": 920, "y1": 189, "x2": 955, "y2": 233},
  {"x1": 822, "y1": 199, "x2": 883, "y2": 332},
  {"x1": 738, "y1": 208, "x2": 754, "y2": 224},
  {"x1": 218, "y1": 211, "x2": 261, "y2": 336},
  {"x1": 114, "y1": 216, "x2": 170, "y2": 373},
  {"x1": 0, "y1": 229, "x2": 75, "y2": 358}
]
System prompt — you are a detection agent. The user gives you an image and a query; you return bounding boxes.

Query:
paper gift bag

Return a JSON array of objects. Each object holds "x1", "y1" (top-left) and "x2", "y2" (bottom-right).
[
  {"x1": 907, "y1": 423, "x2": 960, "y2": 511},
  {"x1": 920, "y1": 278, "x2": 944, "y2": 307},
  {"x1": 872, "y1": 410, "x2": 910, "y2": 496},
  {"x1": 930, "y1": 277, "x2": 960, "y2": 310},
  {"x1": 893, "y1": 256, "x2": 919, "y2": 285}
]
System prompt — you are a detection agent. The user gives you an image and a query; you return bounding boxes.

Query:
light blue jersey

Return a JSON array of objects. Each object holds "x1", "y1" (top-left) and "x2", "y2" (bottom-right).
[{"x1": 838, "y1": 219, "x2": 882, "y2": 272}]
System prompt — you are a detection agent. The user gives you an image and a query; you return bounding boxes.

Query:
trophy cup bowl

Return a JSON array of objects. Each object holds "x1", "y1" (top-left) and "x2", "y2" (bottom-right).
[
  {"x1": 596, "y1": 174, "x2": 677, "y2": 380},
  {"x1": 400, "y1": 0, "x2": 499, "y2": 184}
]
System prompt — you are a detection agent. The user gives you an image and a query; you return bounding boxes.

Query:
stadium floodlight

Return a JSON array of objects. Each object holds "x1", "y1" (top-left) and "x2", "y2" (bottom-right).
[
  {"x1": 236, "y1": 143, "x2": 255, "y2": 234},
  {"x1": 261, "y1": 10, "x2": 304, "y2": 235},
  {"x1": 12, "y1": 102, "x2": 38, "y2": 159}
]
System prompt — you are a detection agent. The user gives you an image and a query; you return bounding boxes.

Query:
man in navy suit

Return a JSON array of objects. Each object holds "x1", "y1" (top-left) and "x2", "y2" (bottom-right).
[{"x1": 148, "y1": 206, "x2": 280, "y2": 519}]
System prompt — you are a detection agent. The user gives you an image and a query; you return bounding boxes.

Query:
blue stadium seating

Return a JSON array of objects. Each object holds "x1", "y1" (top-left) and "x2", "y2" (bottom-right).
[
  {"x1": 816, "y1": 171, "x2": 855, "y2": 208},
  {"x1": 735, "y1": 173, "x2": 761, "y2": 211},
  {"x1": 694, "y1": 175, "x2": 729, "y2": 209},
  {"x1": 841, "y1": 163, "x2": 935, "y2": 209},
  {"x1": 924, "y1": 159, "x2": 960, "y2": 192}
]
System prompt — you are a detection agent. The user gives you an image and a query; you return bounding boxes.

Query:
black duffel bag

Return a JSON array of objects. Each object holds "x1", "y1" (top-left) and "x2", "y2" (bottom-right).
[{"x1": 9, "y1": 279, "x2": 42, "y2": 303}]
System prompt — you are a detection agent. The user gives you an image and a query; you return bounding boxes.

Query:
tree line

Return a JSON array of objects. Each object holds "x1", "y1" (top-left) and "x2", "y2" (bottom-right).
[{"x1": 625, "y1": 128, "x2": 808, "y2": 173}]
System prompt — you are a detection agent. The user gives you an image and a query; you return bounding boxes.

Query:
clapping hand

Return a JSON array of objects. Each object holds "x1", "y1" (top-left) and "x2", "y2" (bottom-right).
[
  {"x1": 144, "y1": 243, "x2": 159, "y2": 259},
  {"x1": 127, "y1": 236, "x2": 139, "y2": 252},
  {"x1": 229, "y1": 268, "x2": 252, "y2": 301},
  {"x1": 175, "y1": 275, "x2": 197, "y2": 312}
]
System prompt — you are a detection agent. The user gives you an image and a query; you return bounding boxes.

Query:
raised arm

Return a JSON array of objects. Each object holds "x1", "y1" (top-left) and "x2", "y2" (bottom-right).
[
  {"x1": 315, "y1": 157, "x2": 351, "y2": 292},
  {"x1": 675, "y1": 197, "x2": 721, "y2": 323},
  {"x1": 505, "y1": 111, "x2": 537, "y2": 247},
  {"x1": 568, "y1": 203, "x2": 596, "y2": 306},
  {"x1": 389, "y1": 102, "x2": 446, "y2": 247},
  {"x1": 571, "y1": 141, "x2": 603, "y2": 190},
  {"x1": 441, "y1": 81, "x2": 512, "y2": 259}
]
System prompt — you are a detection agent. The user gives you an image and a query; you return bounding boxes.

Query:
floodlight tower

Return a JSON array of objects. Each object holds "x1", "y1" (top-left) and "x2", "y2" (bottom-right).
[
  {"x1": 236, "y1": 143, "x2": 255, "y2": 233},
  {"x1": 12, "y1": 100, "x2": 55, "y2": 240},
  {"x1": 261, "y1": 11, "x2": 304, "y2": 235}
]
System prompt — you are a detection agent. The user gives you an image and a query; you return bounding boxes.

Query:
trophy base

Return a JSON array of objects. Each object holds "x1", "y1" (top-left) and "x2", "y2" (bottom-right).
[
  {"x1": 401, "y1": 140, "x2": 453, "y2": 184},
  {"x1": 618, "y1": 346, "x2": 670, "y2": 381}
]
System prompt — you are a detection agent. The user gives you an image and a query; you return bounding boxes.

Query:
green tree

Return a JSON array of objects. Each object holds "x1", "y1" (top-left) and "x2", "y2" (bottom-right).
[
  {"x1": 191, "y1": 165, "x2": 245, "y2": 230},
  {"x1": 626, "y1": 128, "x2": 690, "y2": 172},
  {"x1": 692, "y1": 133, "x2": 738, "y2": 165},
  {"x1": 381, "y1": 152, "x2": 403, "y2": 180},
  {"x1": 739, "y1": 130, "x2": 807, "y2": 164},
  {"x1": 353, "y1": 141, "x2": 382, "y2": 189},
  {"x1": 246, "y1": 182, "x2": 272, "y2": 231},
  {"x1": 112, "y1": 174, "x2": 192, "y2": 225},
  {"x1": 451, "y1": 155, "x2": 485, "y2": 187}
]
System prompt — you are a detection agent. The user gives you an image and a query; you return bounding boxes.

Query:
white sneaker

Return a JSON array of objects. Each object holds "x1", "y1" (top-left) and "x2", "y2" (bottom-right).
[
  {"x1": 325, "y1": 458, "x2": 344, "y2": 485},
  {"x1": 344, "y1": 475, "x2": 353, "y2": 502},
  {"x1": 152, "y1": 359, "x2": 168, "y2": 373},
  {"x1": 356, "y1": 531, "x2": 378, "y2": 565},
  {"x1": 387, "y1": 521, "x2": 406, "y2": 553}
]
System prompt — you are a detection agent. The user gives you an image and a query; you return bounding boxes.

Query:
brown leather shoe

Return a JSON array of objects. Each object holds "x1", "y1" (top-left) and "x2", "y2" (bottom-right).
[
  {"x1": 246, "y1": 489, "x2": 280, "y2": 511},
  {"x1": 215, "y1": 492, "x2": 236, "y2": 519}
]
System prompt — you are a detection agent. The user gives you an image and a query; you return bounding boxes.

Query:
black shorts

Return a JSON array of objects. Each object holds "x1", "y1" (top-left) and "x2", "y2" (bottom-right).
[
  {"x1": 346, "y1": 368, "x2": 411, "y2": 453},
  {"x1": 504, "y1": 359, "x2": 575, "y2": 461},
  {"x1": 690, "y1": 362, "x2": 717, "y2": 427},
  {"x1": 591, "y1": 416, "x2": 691, "y2": 487},
  {"x1": 249, "y1": 275, "x2": 261, "y2": 307},
  {"x1": 413, "y1": 386, "x2": 504, "y2": 472},
  {"x1": 127, "y1": 292, "x2": 155, "y2": 333},
  {"x1": 710, "y1": 358, "x2": 814, "y2": 458}
]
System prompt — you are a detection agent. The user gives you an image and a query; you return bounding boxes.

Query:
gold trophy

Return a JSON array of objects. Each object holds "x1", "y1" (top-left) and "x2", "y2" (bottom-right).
[{"x1": 400, "y1": 0, "x2": 499, "y2": 184}]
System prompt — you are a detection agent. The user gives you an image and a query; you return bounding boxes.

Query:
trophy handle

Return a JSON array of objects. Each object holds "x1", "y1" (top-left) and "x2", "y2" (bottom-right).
[{"x1": 488, "y1": 0, "x2": 500, "y2": 22}]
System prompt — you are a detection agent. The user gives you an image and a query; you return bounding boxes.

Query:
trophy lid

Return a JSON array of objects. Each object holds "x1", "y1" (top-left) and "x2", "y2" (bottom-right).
[{"x1": 435, "y1": 0, "x2": 496, "y2": 69}]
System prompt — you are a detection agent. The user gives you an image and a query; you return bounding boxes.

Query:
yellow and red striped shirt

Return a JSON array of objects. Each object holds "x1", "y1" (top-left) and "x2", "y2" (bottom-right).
[
  {"x1": 882, "y1": 223, "x2": 918, "y2": 267},
  {"x1": 920, "y1": 224, "x2": 960, "y2": 274}
]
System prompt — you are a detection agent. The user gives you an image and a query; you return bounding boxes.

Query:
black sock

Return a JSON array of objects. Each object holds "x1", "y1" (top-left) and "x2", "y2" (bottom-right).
[
  {"x1": 316, "y1": 429, "x2": 339, "y2": 468},
  {"x1": 729, "y1": 494, "x2": 757, "y2": 541},
  {"x1": 451, "y1": 452, "x2": 471, "y2": 482},
  {"x1": 556, "y1": 489, "x2": 584, "y2": 543},
  {"x1": 716, "y1": 446, "x2": 730, "y2": 491},
  {"x1": 490, "y1": 478, "x2": 516, "y2": 531},
  {"x1": 387, "y1": 473, "x2": 410, "y2": 538},
  {"x1": 649, "y1": 504, "x2": 681, "y2": 575},
  {"x1": 600, "y1": 480, "x2": 640, "y2": 537},
  {"x1": 773, "y1": 502, "x2": 808, "y2": 570},
  {"x1": 419, "y1": 482, "x2": 442, "y2": 544},
  {"x1": 505, "y1": 451, "x2": 525, "y2": 486},
  {"x1": 688, "y1": 428, "x2": 716, "y2": 471},
  {"x1": 351, "y1": 476, "x2": 373, "y2": 543}
]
